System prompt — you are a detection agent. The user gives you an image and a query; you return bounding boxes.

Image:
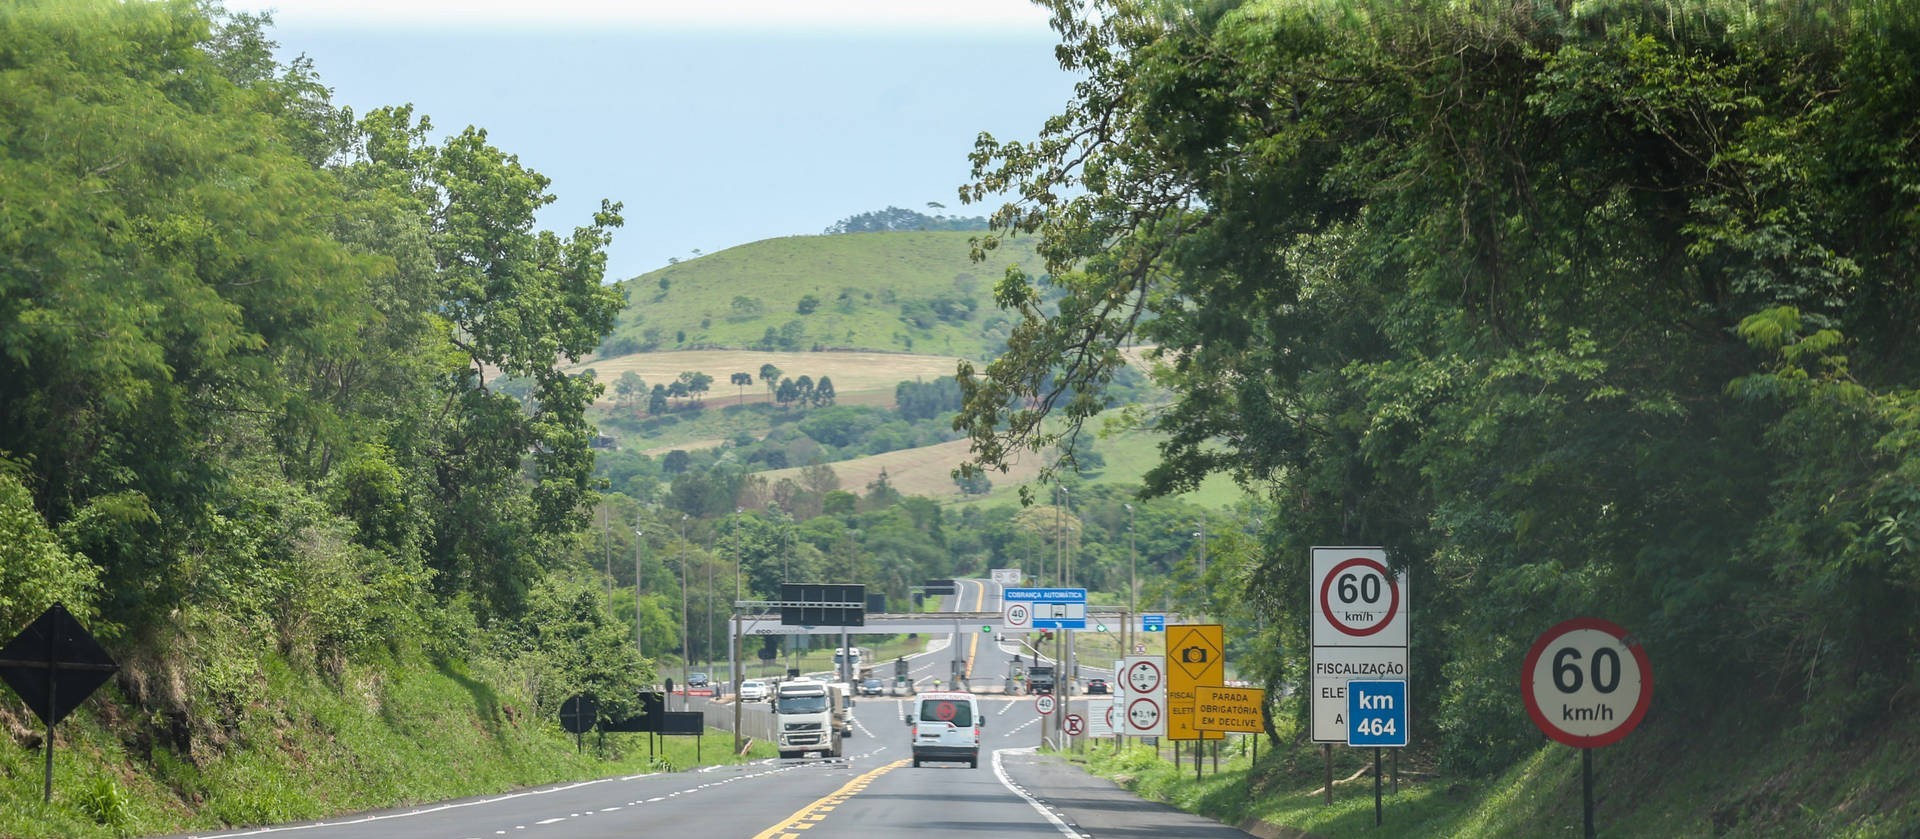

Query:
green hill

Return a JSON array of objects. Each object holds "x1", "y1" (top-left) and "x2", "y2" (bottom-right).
[{"x1": 600, "y1": 231, "x2": 1048, "y2": 359}]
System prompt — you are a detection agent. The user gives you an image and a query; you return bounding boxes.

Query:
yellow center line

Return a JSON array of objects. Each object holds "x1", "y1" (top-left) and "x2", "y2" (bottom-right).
[
  {"x1": 751, "y1": 759, "x2": 909, "y2": 839},
  {"x1": 964, "y1": 581, "x2": 985, "y2": 678}
]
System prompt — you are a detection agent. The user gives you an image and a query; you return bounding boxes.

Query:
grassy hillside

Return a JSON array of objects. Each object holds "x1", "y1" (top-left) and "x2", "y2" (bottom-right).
[
  {"x1": 0, "y1": 647, "x2": 769, "y2": 839},
  {"x1": 602, "y1": 231, "x2": 1048, "y2": 358},
  {"x1": 1066, "y1": 688, "x2": 1920, "y2": 838}
]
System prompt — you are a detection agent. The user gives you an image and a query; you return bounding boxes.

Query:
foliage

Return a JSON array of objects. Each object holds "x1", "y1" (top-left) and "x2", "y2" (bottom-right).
[
  {"x1": 960, "y1": 0, "x2": 1920, "y2": 772},
  {"x1": 824, "y1": 205, "x2": 988, "y2": 234},
  {"x1": 0, "y1": 470, "x2": 103, "y2": 632},
  {"x1": 0, "y1": 1, "x2": 634, "y2": 820}
]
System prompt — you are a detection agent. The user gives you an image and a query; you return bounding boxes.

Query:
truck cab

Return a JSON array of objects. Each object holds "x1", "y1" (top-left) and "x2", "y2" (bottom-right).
[
  {"x1": 1025, "y1": 663, "x2": 1056, "y2": 695},
  {"x1": 773, "y1": 679, "x2": 843, "y2": 758}
]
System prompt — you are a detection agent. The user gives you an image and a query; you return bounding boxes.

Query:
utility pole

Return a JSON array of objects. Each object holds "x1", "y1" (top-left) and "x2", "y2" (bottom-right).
[
  {"x1": 679, "y1": 515, "x2": 690, "y2": 709},
  {"x1": 603, "y1": 505, "x2": 613, "y2": 613},
  {"x1": 645, "y1": 526, "x2": 652, "y2": 656},
  {"x1": 1126, "y1": 505, "x2": 1137, "y2": 617}
]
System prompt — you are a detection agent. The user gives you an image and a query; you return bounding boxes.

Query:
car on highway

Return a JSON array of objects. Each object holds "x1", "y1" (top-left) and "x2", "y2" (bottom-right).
[
  {"x1": 738, "y1": 679, "x2": 770, "y2": 701},
  {"x1": 860, "y1": 677, "x2": 885, "y2": 696},
  {"x1": 907, "y1": 691, "x2": 983, "y2": 768},
  {"x1": 1086, "y1": 678, "x2": 1109, "y2": 695}
]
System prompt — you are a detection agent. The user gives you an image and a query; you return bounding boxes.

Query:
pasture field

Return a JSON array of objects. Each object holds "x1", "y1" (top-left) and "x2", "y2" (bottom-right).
[{"x1": 573, "y1": 349, "x2": 965, "y2": 408}]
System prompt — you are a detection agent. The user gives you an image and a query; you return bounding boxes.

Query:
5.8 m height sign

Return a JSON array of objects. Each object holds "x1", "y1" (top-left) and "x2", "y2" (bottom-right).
[{"x1": 1312, "y1": 547, "x2": 1409, "y2": 743}]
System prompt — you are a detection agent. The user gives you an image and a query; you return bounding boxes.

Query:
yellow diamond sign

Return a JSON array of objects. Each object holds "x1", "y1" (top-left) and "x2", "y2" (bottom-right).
[{"x1": 1165, "y1": 624, "x2": 1225, "y2": 741}]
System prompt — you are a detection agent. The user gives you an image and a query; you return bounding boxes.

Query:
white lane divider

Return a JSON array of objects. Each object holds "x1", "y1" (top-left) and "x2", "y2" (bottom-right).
[{"x1": 991, "y1": 748, "x2": 1085, "y2": 838}]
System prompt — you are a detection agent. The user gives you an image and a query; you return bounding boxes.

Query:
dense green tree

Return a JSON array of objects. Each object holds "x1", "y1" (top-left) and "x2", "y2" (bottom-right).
[
  {"x1": 615, "y1": 371, "x2": 647, "y2": 414},
  {"x1": 959, "y1": 0, "x2": 1920, "y2": 762},
  {"x1": 758, "y1": 363, "x2": 782, "y2": 402}
]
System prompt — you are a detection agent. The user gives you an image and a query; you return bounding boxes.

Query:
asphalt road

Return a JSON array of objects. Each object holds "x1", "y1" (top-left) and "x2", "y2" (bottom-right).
[
  {"x1": 165, "y1": 694, "x2": 1248, "y2": 839},
  {"x1": 162, "y1": 580, "x2": 1240, "y2": 838}
]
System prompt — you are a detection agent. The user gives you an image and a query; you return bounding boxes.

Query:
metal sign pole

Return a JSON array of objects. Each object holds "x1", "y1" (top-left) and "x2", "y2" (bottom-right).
[
  {"x1": 732, "y1": 613, "x2": 744, "y2": 757},
  {"x1": 1323, "y1": 744, "x2": 1333, "y2": 805},
  {"x1": 43, "y1": 663, "x2": 54, "y2": 802},
  {"x1": 1583, "y1": 748, "x2": 1595, "y2": 839}
]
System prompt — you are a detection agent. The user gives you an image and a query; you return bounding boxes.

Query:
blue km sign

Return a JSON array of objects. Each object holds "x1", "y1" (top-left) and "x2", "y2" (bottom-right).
[
  {"x1": 1004, "y1": 588, "x2": 1087, "y2": 629},
  {"x1": 1346, "y1": 680, "x2": 1408, "y2": 748},
  {"x1": 1142, "y1": 614, "x2": 1166, "y2": 632}
]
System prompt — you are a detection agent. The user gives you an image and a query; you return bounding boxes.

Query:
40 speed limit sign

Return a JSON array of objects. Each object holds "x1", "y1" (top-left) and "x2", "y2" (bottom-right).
[{"x1": 1522, "y1": 617, "x2": 1652, "y2": 748}]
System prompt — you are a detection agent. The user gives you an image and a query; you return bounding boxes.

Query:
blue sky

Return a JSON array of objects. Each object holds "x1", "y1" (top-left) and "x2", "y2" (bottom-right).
[{"x1": 231, "y1": 1, "x2": 1080, "y2": 282}]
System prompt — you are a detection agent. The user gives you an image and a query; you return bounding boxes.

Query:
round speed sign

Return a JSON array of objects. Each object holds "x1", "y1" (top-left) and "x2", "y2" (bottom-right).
[
  {"x1": 1035, "y1": 693, "x2": 1057, "y2": 716},
  {"x1": 1319, "y1": 556, "x2": 1401, "y2": 637},
  {"x1": 1522, "y1": 617, "x2": 1653, "y2": 748}
]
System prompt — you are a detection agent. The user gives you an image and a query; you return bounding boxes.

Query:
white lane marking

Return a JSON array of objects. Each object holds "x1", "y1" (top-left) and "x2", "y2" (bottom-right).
[
  {"x1": 184, "y1": 763, "x2": 812, "y2": 836},
  {"x1": 992, "y1": 748, "x2": 1083, "y2": 838},
  {"x1": 535, "y1": 818, "x2": 564, "y2": 825}
]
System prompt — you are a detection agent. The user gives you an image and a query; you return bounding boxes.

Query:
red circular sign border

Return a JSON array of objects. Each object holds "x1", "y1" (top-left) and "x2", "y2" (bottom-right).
[
  {"x1": 1125, "y1": 697, "x2": 1160, "y2": 730},
  {"x1": 1125, "y1": 659, "x2": 1162, "y2": 693},
  {"x1": 1318, "y1": 557, "x2": 1401, "y2": 637},
  {"x1": 1065, "y1": 713, "x2": 1085, "y2": 735},
  {"x1": 1521, "y1": 617, "x2": 1654, "y2": 749},
  {"x1": 1006, "y1": 603, "x2": 1031, "y2": 627},
  {"x1": 1035, "y1": 694, "x2": 1056, "y2": 715}
]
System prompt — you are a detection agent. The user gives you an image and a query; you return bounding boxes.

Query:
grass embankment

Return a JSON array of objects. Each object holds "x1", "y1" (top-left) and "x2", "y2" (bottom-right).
[
  {"x1": 0, "y1": 649, "x2": 773, "y2": 839},
  {"x1": 1057, "y1": 698, "x2": 1920, "y2": 838}
]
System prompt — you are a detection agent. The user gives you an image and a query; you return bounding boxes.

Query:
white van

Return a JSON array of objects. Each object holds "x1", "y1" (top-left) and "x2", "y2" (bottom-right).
[{"x1": 905, "y1": 691, "x2": 983, "y2": 768}]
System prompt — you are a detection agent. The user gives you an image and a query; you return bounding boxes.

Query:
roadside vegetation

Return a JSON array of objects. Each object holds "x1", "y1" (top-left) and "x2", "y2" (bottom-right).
[
  {"x1": 7, "y1": 0, "x2": 1918, "y2": 837},
  {"x1": 0, "y1": 5, "x2": 1234, "y2": 836},
  {"x1": 984, "y1": 1, "x2": 1920, "y2": 835}
]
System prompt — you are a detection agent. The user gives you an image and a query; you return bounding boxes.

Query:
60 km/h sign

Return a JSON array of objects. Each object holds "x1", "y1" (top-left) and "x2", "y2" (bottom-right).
[
  {"x1": 1317, "y1": 555, "x2": 1404, "y2": 641},
  {"x1": 1522, "y1": 617, "x2": 1653, "y2": 749}
]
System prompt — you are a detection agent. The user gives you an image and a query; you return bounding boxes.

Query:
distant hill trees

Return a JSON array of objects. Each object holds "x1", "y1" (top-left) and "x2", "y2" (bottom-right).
[{"x1": 824, "y1": 206, "x2": 988, "y2": 234}]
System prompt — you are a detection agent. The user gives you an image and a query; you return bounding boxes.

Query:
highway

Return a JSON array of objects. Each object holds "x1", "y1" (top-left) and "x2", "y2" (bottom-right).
[{"x1": 165, "y1": 580, "x2": 1243, "y2": 839}]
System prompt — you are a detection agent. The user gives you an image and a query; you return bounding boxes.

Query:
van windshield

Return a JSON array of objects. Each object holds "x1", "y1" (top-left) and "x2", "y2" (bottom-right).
[
  {"x1": 917, "y1": 698, "x2": 973, "y2": 727},
  {"x1": 776, "y1": 694, "x2": 828, "y2": 714}
]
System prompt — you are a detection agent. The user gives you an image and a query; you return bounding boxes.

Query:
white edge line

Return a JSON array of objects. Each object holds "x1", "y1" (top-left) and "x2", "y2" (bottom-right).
[
  {"x1": 991, "y1": 748, "x2": 1081, "y2": 839},
  {"x1": 187, "y1": 773, "x2": 668, "y2": 837}
]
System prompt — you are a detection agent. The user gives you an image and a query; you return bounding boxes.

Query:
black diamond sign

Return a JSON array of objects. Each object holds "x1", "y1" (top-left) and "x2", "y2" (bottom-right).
[
  {"x1": 559, "y1": 694, "x2": 599, "y2": 734},
  {"x1": 0, "y1": 603, "x2": 119, "y2": 727}
]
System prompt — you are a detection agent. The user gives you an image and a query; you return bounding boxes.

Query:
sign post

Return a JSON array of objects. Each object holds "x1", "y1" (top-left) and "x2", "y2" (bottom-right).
[
  {"x1": 1311, "y1": 547, "x2": 1408, "y2": 810},
  {"x1": 1166, "y1": 624, "x2": 1224, "y2": 780},
  {"x1": 0, "y1": 603, "x2": 120, "y2": 802},
  {"x1": 1346, "y1": 680, "x2": 1407, "y2": 826},
  {"x1": 1523, "y1": 618, "x2": 1653, "y2": 839}
]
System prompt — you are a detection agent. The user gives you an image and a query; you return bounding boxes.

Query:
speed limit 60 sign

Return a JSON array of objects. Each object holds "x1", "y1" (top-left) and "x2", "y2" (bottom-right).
[
  {"x1": 1311, "y1": 547, "x2": 1409, "y2": 743},
  {"x1": 1522, "y1": 617, "x2": 1652, "y2": 748},
  {"x1": 1312, "y1": 548, "x2": 1407, "y2": 646}
]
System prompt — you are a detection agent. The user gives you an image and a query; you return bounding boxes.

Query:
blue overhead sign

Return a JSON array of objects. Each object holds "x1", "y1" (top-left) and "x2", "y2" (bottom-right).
[
  {"x1": 1003, "y1": 588, "x2": 1087, "y2": 629},
  {"x1": 1346, "y1": 680, "x2": 1408, "y2": 748},
  {"x1": 1142, "y1": 614, "x2": 1166, "y2": 632}
]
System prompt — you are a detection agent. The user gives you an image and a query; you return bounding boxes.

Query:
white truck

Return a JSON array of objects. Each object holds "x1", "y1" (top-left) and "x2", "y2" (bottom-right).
[
  {"x1": 773, "y1": 679, "x2": 843, "y2": 758},
  {"x1": 828, "y1": 682, "x2": 855, "y2": 739}
]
